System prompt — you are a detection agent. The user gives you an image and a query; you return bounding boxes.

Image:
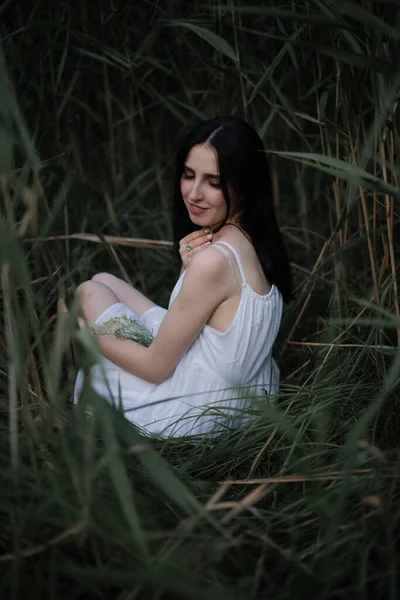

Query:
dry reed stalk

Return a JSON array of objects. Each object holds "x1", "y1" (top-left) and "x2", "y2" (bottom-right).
[
  {"x1": 223, "y1": 468, "x2": 373, "y2": 486},
  {"x1": 2, "y1": 263, "x2": 18, "y2": 473},
  {"x1": 28, "y1": 349, "x2": 46, "y2": 418},
  {"x1": 220, "y1": 482, "x2": 271, "y2": 523},
  {"x1": 103, "y1": 62, "x2": 117, "y2": 192},
  {"x1": 334, "y1": 63, "x2": 343, "y2": 247},
  {"x1": 0, "y1": 522, "x2": 85, "y2": 562},
  {"x1": 271, "y1": 155, "x2": 280, "y2": 211},
  {"x1": 379, "y1": 114, "x2": 400, "y2": 345},
  {"x1": 287, "y1": 241, "x2": 329, "y2": 342},
  {"x1": 285, "y1": 359, "x2": 312, "y2": 381},
  {"x1": 108, "y1": 243, "x2": 133, "y2": 285},
  {"x1": 373, "y1": 150, "x2": 378, "y2": 255},
  {"x1": 12, "y1": 153, "x2": 66, "y2": 174},
  {"x1": 379, "y1": 234, "x2": 390, "y2": 285},
  {"x1": 211, "y1": 468, "x2": 377, "y2": 525},
  {"x1": 205, "y1": 482, "x2": 231, "y2": 510},
  {"x1": 26, "y1": 233, "x2": 173, "y2": 250},
  {"x1": 248, "y1": 395, "x2": 297, "y2": 477},
  {"x1": 63, "y1": 201, "x2": 70, "y2": 264},
  {"x1": 18, "y1": 186, "x2": 38, "y2": 237},
  {"x1": 287, "y1": 341, "x2": 394, "y2": 350},
  {"x1": 317, "y1": 305, "x2": 368, "y2": 351},
  {"x1": 346, "y1": 142, "x2": 380, "y2": 303},
  {"x1": 359, "y1": 185, "x2": 379, "y2": 302},
  {"x1": 0, "y1": 175, "x2": 14, "y2": 227},
  {"x1": 333, "y1": 180, "x2": 343, "y2": 247},
  {"x1": 104, "y1": 189, "x2": 119, "y2": 227}
]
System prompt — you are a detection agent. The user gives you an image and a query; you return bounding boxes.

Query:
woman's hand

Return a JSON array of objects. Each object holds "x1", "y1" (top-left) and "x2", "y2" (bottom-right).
[{"x1": 179, "y1": 228, "x2": 213, "y2": 270}]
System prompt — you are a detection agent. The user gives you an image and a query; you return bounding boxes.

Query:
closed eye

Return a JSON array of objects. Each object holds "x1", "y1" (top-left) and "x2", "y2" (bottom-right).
[{"x1": 181, "y1": 173, "x2": 221, "y2": 188}]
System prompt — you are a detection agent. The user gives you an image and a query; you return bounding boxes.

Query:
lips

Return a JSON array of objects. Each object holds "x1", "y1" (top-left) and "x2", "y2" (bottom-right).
[{"x1": 189, "y1": 203, "x2": 209, "y2": 215}]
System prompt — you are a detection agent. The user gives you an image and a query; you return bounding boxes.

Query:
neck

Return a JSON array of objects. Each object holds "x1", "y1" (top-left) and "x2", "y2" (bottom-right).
[
  {"x1": 211, "y1": 215, "x2": 241, "y2": 232},
  {"x1": 211, "y1": 220, "x2": 251, "y2": 243}
]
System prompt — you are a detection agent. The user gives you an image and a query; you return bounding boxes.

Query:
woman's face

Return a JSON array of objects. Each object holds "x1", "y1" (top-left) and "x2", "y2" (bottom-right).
[{"x1": 180, "y1": 143, "x2": 229, "y2": 229}]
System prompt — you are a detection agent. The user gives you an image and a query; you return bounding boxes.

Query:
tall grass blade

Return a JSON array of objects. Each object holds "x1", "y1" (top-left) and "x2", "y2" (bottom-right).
[
  {"x1": 269, "y1": 151, "x2": 400, "y2": 196},
  {"x1": 167, "y1": 20, "x2": 237, "y2": 62}
]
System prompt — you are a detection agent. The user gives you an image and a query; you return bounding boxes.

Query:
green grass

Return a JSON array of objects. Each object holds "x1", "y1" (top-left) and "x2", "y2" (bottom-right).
[{"x1": 0, "y1": 0, "x2": 400, "y2": 598}]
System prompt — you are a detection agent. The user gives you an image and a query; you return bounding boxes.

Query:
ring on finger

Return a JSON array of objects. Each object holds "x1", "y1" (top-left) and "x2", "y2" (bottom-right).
[{"x1": 185, "y1": 244, "x2": 192, "y2": 252}]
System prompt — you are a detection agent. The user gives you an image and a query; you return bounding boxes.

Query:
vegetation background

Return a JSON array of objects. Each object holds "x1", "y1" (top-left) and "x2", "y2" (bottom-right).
[{"x1": 0, "y1": 0, "x2": 399, "y2": 598}]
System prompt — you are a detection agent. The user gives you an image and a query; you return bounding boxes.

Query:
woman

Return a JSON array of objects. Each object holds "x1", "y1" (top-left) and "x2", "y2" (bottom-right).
[{"x1": 74, "y1": 116, "x2": 293, "y2": 436}]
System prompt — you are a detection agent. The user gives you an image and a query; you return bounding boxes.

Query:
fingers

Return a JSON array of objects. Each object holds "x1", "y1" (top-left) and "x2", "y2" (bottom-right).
[
  {"x1": 181, "y1": 235, "x2": 212, "y2": 256},
  {"x1": 193, "y1": 232, "x2": 213, "y2": 250},
  {"x1": 179, "y1": 229, "x2": 213, "y2": 269},
  {"x1": 180, "y1": 229, "x2": 213, "y2": 253},
  {"x1": 190, "y1": 240, "x2": 212, "y2": 256},
  {"x1": 185, "y1": 227, "x2": 212, "y2": 244}
]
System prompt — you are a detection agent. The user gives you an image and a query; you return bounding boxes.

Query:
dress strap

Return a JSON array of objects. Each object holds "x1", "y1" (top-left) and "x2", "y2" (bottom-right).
[
  {"x1": 211, "y1": 244, "x2": 242, "y2": 293},
  {"x1": 213, "y1": 241, "x2": 247, "y2": 284}
]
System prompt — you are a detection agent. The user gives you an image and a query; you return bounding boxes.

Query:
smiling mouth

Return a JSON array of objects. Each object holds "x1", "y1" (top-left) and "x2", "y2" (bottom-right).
[{"x1": 189, "y1": 203, "x2": 209, "y2": 212}]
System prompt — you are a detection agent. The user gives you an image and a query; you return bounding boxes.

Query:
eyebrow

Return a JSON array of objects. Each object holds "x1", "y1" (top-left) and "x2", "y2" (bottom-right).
[{"x1": 184, "y1": 165, "x2": 220, "y2": 179}]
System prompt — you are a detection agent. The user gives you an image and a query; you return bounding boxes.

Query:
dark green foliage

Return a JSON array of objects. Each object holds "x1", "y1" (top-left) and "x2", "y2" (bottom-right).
[{"x1": 0, "y1": 1, "x2": 399, "y2": 598}]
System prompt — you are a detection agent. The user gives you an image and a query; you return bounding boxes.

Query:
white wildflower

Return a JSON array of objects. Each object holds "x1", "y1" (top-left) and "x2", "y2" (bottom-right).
[{"x1": 87, "y1": 313, "x2": 154, "y2": 347}]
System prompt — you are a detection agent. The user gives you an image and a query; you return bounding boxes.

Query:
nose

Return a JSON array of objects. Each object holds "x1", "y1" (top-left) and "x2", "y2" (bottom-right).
[{"x1": 187, "y1": 179, "x2": 204, "y2": 202}]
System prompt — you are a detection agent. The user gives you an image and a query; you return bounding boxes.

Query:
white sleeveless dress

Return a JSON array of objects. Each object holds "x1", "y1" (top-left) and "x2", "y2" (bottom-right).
[{"x1": 74, "y1": 241, "x2": 283, "y2": 437}]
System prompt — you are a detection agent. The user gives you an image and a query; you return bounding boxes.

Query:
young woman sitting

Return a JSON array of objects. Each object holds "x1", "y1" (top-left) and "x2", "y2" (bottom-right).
[{"x1": 73, "y1": 116, "x2": 293, "y2": 436}]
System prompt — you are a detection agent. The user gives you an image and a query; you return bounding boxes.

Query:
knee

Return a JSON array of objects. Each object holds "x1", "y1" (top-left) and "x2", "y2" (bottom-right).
[
  {"x1": 91, "y1": 272, "x2": 114, "y2": 286},
  {"x1": 76, "y1": 280, "x2": 98, "y2": 301},
  {"x1": 75, "y1": 279, "x2": 118, "y2": 321},
  {"x1": 77, "y1": 280, "x2": 111, "y2": 303}
]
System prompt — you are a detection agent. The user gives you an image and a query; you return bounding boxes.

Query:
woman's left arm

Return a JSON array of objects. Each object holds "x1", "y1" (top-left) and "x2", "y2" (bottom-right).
[{"x1": 98, "y1": 249, "x2": 228, "y2": 384}]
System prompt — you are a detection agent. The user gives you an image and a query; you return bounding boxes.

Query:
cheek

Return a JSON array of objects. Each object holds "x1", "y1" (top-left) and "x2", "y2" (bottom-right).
[{"x1": 212, "y1": 191, "x2": 228, "y2": 213}]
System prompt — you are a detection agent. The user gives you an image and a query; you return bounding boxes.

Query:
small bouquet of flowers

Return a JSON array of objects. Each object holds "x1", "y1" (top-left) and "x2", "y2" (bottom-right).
[{"x1": 87, "y1": 313, "x2": 154, "y2": 347}]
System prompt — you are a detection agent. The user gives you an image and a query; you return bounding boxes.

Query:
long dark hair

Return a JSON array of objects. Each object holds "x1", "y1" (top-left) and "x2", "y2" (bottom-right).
[{"x1": 172, "y1": 116, "x2": 294, "y2": 303}]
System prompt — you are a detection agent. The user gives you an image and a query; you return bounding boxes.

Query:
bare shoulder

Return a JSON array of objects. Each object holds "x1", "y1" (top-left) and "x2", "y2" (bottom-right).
[
  {"x1": 216, "y1": 227, "x2": 253, "y2": 254},
  {"x1": 176, "y1": 246, "x2": 231, "y2": 305},
  {"x1": 185, "y1": 244, "x2": 230, "y2": 280}
]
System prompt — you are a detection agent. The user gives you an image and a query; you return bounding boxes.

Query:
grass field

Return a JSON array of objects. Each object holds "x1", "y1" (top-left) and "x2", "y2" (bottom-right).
[{"x1": 0, "y1": 1, "x2": 399, "y2": 598}]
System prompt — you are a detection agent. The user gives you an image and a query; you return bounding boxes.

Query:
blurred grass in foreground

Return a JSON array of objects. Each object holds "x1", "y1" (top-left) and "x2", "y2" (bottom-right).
[{"x1": 0, "y1": 0, "x2": 400, "y2": 598}]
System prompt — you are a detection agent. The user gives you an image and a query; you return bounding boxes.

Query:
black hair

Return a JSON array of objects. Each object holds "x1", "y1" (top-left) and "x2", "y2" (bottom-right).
[{"x1": 172, "y1": 116, "x2": 294, "y2": 303}]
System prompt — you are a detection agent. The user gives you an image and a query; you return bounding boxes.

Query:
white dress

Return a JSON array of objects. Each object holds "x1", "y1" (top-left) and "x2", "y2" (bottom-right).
[{"x1": 74, "y1": 241, "x2": 283, "y2": 437}]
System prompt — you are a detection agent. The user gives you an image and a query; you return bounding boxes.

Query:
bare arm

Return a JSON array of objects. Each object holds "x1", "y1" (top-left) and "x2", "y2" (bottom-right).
[{"x1": 98, "y1": 249, "x2": 228, "y2": 384}]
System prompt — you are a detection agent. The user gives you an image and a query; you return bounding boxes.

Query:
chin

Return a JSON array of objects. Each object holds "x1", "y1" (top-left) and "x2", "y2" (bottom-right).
[{"x1": 195, "y1": 220, "x2": 213, "y2": 230}]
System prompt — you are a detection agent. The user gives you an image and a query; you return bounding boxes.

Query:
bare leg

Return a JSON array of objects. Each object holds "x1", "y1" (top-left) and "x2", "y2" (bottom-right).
[
  {"x1": 91, "y1": 273, "x2": 157, "y2": 317},
  {"x1": 76, "y1": 280, "x2": 120, "y2": 322}
]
